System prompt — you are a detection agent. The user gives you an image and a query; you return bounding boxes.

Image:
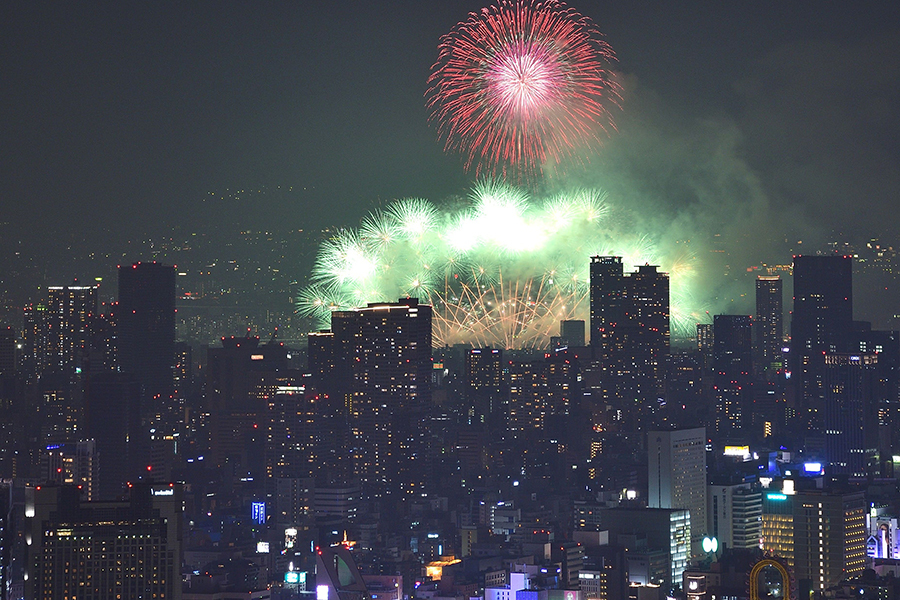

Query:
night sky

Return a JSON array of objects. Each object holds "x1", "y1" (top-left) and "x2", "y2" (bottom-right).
[{"x1": 3, "y1": 1, "x2": 899, "y2": 256}]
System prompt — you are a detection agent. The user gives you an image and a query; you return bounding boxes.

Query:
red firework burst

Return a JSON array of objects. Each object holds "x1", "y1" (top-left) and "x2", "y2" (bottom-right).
[{"x1": 427, "y1": 0, "x2": 620, "y2": 179}]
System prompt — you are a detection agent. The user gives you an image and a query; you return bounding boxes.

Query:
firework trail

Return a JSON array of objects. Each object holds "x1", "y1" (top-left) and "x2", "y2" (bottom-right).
[
  {"x1": 427, "y1": 0, "x2": 620, "y2": 179},
  {"x1": 298, "y1": 183, "x2": 702, "y2": 348}
]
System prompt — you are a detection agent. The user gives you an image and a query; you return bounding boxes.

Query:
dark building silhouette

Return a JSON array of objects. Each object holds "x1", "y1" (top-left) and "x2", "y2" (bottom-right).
[
  {"x1": 464, "y1": 348, "x2": 503, "y2": 428},
  {"x1": 117, "y1": 262, "x2": 176, "y2": 425},
  {"x1": 552, "y1": 319, "x2": 585, "y2": 349},
  {"x1": 713, "y1": 315, "x2": 753, "y2": 437},
  {"x1": 824, "y1": 353, "x2": 878, "y2": 477},
  {"x1": 83, "y1": 372, "x2": 143, "y2": 500},
  {"x1": 205, "y1": 336, "x2": 298, "y2": 478},
  {"x1": 791, "y1": 255, "x2": 853, "y2": 432},
  {"x1": 755, "y1": 276, "x2": 783, "y2": 374}
]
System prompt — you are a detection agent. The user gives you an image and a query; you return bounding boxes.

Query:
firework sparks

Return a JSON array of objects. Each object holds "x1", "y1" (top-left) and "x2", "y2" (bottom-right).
[
  {"x1": 427, "y1": 0, "x2": 620, "y2": 179},
  {"x1": 298, "y1": 183, "x2": 702, "y2": 348}
]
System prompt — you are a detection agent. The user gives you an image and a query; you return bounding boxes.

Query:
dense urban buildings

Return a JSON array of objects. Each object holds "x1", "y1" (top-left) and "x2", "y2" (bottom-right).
[{"x1": 0, "y1": 250, "x2": 898, "y2": 599}]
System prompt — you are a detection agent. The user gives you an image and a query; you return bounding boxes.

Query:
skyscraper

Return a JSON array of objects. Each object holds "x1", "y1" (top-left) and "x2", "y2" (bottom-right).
[
  {"x1": 712, "y1": 315, "x2": 753, "y2": 436},
  {"x1": 589, "y1": 256, "x2": 624, "y2": 353},
  {"x1": 590, "y1": 257, "x2": 670, "y2": 424},
  {"x1": 824, "y1": 353, "x2": 878, "y2": 477},
  {"x1": 328, "y1": 298, "x2": 432, "y2": 498},
  {"x1": 117, "y1": 262, "x2": 176, "y2": 424},
  {"x1": 648, "y1": 428, "x2": 707, "y2": 553},
  {"x1": 45, "y1": 284, "x2": 98, "y2": 375},
  {"x1": 755, "y1": 276, "x2": 783, "y2": 373},
  {"x1": 791, "y1": 255, "x2": 853, "y2": 430},
  {"x1": 83, "y1": 372, "x2": 142, "y2": 500},
  {"x1": 761, "y1": 485, "x2": 866, "y2": 590}
]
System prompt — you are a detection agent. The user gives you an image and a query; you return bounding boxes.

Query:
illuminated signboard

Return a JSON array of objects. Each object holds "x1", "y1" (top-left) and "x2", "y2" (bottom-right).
[
  {"x1": 251, "y1": 501, "x2": 266, "y2": 524},
  {"x1": 317, "y1": 584, "x2": 329, "y2": 600},
  {"x1": 767, "y1": 493, "x2": 787, "y2": 501},
  {"x1": 285, "y1": 571, "x2": 300, "y2": 583},
  {"x1": 803, "y1": 462, "x2": 822, "y2": 473},
  {"x1": 723, "y1": 445, "x2": 750, "y2": 457},
  {"x1": 257, "y1": 542, "x2": 270, "y2": 554},
  {"x1": 152, "y1": 488, "x2": 174, "y2": 496}
]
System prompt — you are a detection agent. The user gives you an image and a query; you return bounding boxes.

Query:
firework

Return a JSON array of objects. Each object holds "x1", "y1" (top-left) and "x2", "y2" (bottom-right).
[
  {"x1": 427, "y1": 0, "x2": 620, "y2": 179},
  {"x1": 298, "y1": 183, "x2": 702, "y2": 348}
]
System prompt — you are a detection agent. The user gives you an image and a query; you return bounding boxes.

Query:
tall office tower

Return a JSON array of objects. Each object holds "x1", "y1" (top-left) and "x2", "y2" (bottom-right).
[
  {"x1": 623, "y1": 264, "x2": 671, "y2": 388},
  {"x1": 21, "y1": 303, "x2": 47, "y2": 378},
  {"x1": 590, "y1": 257, "x2": 670, "y2": 419},
  {"x1": 44, "y1": 284, "x2": 98, "y2": 375},
  {"x1": 83, "y1": 372, "x2": 143, "y2": 500},
  {"x1": 25, "y1": 483, "x2": 183, "y2": 600},
  {"x1": 329, "y1": 298, "x2": 432, "y2": 499},
  {"x1": 712, "y1": 315, "x2": 753, "y2": 436},
  {"x1": 697, "y1": 323, "x2": 714, "y2": 371},
  {"x1": 791, "y1": 255, "x2": 854, "y2": 430},
  {"x1": 589, "y1": 256, "x2": 625, "y2": 351},
  {"x1": 206, "y1": 336, "x2": 298, "y2": 475},
  {"x1": 86, "y1": 302, "x2": 118, "y2": 373},
  {"x1": 117, "y1": 262, "x2": 176, "y2": 423},
  {"x1": 824, "y1": 354, "x2": 878, "y2": 477},
  {"x1": 648, "y1": 428, "x2": 708, "y2": 552},
  {"x1": 560, "y1": 320, "x2": 585, "y2": 347},
  {"x1": 464, "y1": 348, "x2": 503, "y2": 426},
  {"x1": 755, "y1": 276, "x2": 783, "y2": 374},
  {"x1": 508, "y1": 360, "x2": 547, "y2": 435},
  {"x1": 761, "y1": 486, "x2": 865, "y2": 590},
  {"x1": 265, "y1": 384, "x2": 316, "y2": 483},
  {"x1": 707, "y1": 481, "x2": 762, "y2": 550}
]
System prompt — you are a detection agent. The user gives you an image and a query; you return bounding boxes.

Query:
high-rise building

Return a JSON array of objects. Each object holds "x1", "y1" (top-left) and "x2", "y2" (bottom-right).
[
  {"x1": 712, "y1": 315, "x2": 753, "y2": 436},
  {"x1": 791, "y1": 255, "x2": 854, "y2": 430},
  {"x1": 648, "y1": 428, "x2": 707, "y2": 553},
  {"x1": 761, "y1": 485, "x2": 866, "y2": 590},
  {"x1": 44, "y1": 284, "x2": 98, "y2": 375},
  {"x1": 590, "y1": 257, "x2": 670, "y2": 423},
  {"x1": 590, "y1": 256, "x2": 625, "y2": 353},
  {"x1": 464, "y1": 348, "x2": 504, "y2": 428},
  {"x1": 327, "y1": 298, "x2": 432, "y2": 498},
  {"x1": 824, "y1": 354, "x2": 878, "y2": 477},
  {"x1": 25, "y1": 483, "x2": 183, "y2": 600},
  {"x1": 117, "y1": 262, "x2": 176, "y2": 423},
  {"x1": 83, "y1": 372, "x2": 143, "y2": 500},
  {"x1": 707, "y1": 481, "x2": 762, "y2": 550},
  {"x1": 755, "y1": 276, "x2": 783, "y2": 374},
  {"x1": 206, "y1": 336, "x2": 299, "y2": 477}
]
